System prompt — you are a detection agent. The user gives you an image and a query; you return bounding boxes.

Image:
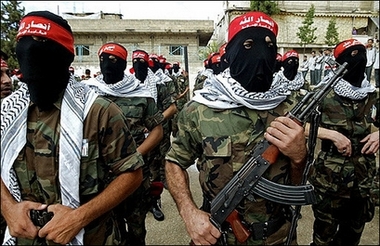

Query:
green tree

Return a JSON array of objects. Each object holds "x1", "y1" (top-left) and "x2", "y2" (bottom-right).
[
  {"x1": 250, "y1": 0, "x2": 280, "y2": 15},
  {"x1": 296, "y1": 4, "x2": 317, "y2": 55},
  {"x1": 1, "y1": 0, "x2": 24, "y2": 70},
  {"x1": 199, "y1": 40, "x2": 219, "y2": 61},
  {"x1": 325, "y1": 17, "x2": 340, "y2": 46}
]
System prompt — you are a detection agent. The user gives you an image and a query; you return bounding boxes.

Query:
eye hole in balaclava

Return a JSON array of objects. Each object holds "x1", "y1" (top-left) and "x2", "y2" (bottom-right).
[
  {"x1": 100, "y1": 53, "x2": 126, "y2": 84},
  {"x1": 133, "y1": 58, "x2": 148, "y2": 82},
  {"x1": 335, "y1": 46, "x2": 366, "y2": 87},
  {"x1": 150, "y1": 58, "x2": 160, "y2": 73},
  {"x1": 282, "y1": 57, "x2": 299, "y2": 81},
  {"x1": 226, "y1": 27, "x2": 277, "y2": 92},
  {"x1": 16, "y1": 11, "x2": 75, "y2": 111}
]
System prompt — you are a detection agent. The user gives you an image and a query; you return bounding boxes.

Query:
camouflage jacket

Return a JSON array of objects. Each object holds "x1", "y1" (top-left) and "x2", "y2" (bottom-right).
[
  {"x1": 309, "y1": 89, "x2": 378, "y2": 198},
  {"x1": 104, "y1": 96, "x2": 164, "y2": 146},
  {"x1": 14, "y1": 96, "x2": 143, "y2": 245},
  {"x1": 166, "y1": 92, "x2": 301, "y2": 244}
]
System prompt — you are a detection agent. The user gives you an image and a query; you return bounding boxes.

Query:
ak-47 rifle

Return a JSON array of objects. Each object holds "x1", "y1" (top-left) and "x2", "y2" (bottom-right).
[{"x1": 209, "y1": 59, "x2": 348, "y2": 244}]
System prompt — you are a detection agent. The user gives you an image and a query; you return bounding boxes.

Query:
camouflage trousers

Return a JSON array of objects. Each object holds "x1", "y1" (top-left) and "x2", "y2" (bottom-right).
[
  {"x1": 370, "y1": 167, "x2": 379, "y2": 206},
  {"x1": 311, "y1": 190, "x2": 375, "y2": 245},
  {"x1": 122, "y1": 178, "x2": 152, "y2": 246}
]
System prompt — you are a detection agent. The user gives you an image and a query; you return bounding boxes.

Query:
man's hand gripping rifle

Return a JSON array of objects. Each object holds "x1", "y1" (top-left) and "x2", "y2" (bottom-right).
[{"x1": 209, "y1": 59, "x2": 348, "y2": 244}]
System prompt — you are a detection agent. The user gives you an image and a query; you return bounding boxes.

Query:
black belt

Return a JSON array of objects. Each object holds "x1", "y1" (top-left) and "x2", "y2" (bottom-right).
[{"x1": 244, "y1": 217, "x2": 286, "y2": 240}]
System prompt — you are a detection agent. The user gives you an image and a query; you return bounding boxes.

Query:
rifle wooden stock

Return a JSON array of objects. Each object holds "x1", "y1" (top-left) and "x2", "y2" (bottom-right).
[{"x1": 225, "y1": 209, "x2": 251, "y2": 243}]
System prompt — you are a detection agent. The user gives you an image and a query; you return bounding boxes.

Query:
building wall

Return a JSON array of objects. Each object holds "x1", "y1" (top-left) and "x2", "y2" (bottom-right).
[
  {"x1": 214, "y1": 0, "x2": 378, "y2": 52},
  {"x1": 67, "y1": 18, "x2": 214, "y2": 86}
]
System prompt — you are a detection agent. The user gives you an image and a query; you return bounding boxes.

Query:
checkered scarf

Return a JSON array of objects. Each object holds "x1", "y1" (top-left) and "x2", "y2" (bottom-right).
[
  {"x1": 192, "y1": 68, "x2": 289, "y2": 110},
  {"x1": 1, "y1": 76, "x2": 97, "y2": 245},
  {"x1": 316, "y1": 71, "x2": 375, "y2": 100}
]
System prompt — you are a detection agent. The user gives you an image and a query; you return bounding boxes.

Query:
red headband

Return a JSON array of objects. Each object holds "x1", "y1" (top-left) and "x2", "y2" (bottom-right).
[
  {"x1": 132, "y1": 50, "x2": 149, "y2": 62},
  {"x1": 98, "y1": 43, "x2": 128, "y2": 60},
  {"x1": 17, "y1": 16, "x2": 74, "y2": 54},
  {"x1": 210, "y1": 53, "x2": 221, "y2": 64},
  {"x1": 334, "y1": 39, "x2": 365, "y2": 58},
  {"x1": 282, "y1": 50, "x2": 299, "y2": 62},
  {"x1": 149, "y1": 54, "x2": 159, "y2": 59},
  {"x1": 228, "y1": 11, "x2": 278, "y2": 42},
  {"x1": 219, "y1": 43, "x2": 227, "y2": 57},
  {"x1": 1, "y1": 59, "x2": 8, "y2": 68},
  {"x1": 276, "y1": 53, "x2": 282, "y2": 61}
]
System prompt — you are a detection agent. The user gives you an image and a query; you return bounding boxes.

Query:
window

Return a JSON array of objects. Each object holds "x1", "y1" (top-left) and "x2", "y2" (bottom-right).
[
  {"x1": 75, "y1": 45, "x2": 90, "y2": 56},
  {"x1": 169, "y1": 45, "x2": 183, "y2": 56}
]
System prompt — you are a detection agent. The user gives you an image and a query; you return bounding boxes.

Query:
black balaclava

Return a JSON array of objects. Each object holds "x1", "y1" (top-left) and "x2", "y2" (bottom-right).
[
  {"x1": 150, "y1": 58, "x2": 160, "y2": 73},
  {"x1": 100, "y1": 53, "x2": 126, "y2": 84},
  {"x1": 133, "y1": 59, "x2": 148, "y2": 82},
  {"x1": 226, "y1": 27, "x2": 277, "y2": 92},
  {"x1": 282, "y1": 57, "x2": 299, "y2": 81},
  {"x1": 172, "y1": 63, "x2": 180, "y2": 73},
  {"x1": 335, "y1": 45, "x2": 366, "y2": 87},
  {"x1": 16, "y1": 11, "x2": 74, "y2": 111},
  {"x1": 208, "y1": 53, "x2": 222, "y2": 75},
  {"x1": 220, "y1": 53, "x2": 229, "y2": 72}
]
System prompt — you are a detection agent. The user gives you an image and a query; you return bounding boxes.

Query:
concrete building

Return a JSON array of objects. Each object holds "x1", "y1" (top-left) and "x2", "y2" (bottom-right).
[
  {"x1": 213, "y1": 1, "x2": 379, "y2": 56},
  {"x1": 66, "y1": 12, "x2": 214, "y2": 83},
  {"x1": 65, "y1": 1, "x2": 378, "y2": 88}
]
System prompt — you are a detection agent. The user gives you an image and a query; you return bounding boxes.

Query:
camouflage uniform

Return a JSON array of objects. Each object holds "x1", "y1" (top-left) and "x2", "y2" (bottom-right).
[
  {"x1": 105, "y1": 96, "x2": 164, "y2": 246},
  {"x1": 166, "y1": 91, "x2": 302, "y2": 245},
  {"x1": 13, "y1": 96, "x2": 143, "y2": 245},
  {"x1": 368, "y1": 97, "x2": 380, "y2": 206},
  {"x1": 308, "y1": 89, "x2": 378, "y2": 245},
  {"x1": 192, "y1": 71, "x2": 209, "y2": 96},
  {"x1": 148, "y1": 82, "x2": 176, "y2": 183},
  {"x1": 171, "y1": 73, "x2": 189, "y2": 137}
]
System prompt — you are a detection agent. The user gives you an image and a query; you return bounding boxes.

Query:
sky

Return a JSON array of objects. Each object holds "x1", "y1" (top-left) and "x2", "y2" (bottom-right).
[{"x1": 19, "y1": 1, "x2": 224, "y2": 21}]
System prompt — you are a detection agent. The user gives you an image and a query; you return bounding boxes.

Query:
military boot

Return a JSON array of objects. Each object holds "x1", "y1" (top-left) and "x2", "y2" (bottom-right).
[{"x1": 150, "y1": 198, "x2": 165, "y2": 221}]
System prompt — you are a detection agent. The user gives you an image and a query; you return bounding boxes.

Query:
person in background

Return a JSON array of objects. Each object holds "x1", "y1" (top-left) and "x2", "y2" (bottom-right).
[
  {"x1": 308, "y1": 50, "x2": 317, "y2": 85},
  {"x1": 147, "y1": 53, "x2": 178, "y2": 222},
  {"x1": 1, "y1": 11, "x2": 144, "y2": 245},
  {"x1": 300, "y1": 54, "x2": 309, "y2": 81},
  {"x1": 365, "y1": 38, "x2": 376, "y2": 82},
  {"x1": 314, "y1": 49, "x2": 324, "y2": 85},
  {"x1": 83, "y1": 44, "x2": 164, "y2": 246},
  {"x1": 171, "y1": 61, "x2": 189, "y2": 137},
  {"x1": 352, "y1": 27, "x2": 358, "y2": 35},
  {"x1": 193, "y1": 52, "x2": 222, "y2": 95},
  {"x1": 83, "y1": 68, "x2": 91, "y2": 80},
  {"x1": 272, "y1": 49, "x2": 309, "y2": 95},
  {"x1": 165, "y1": 11, "x2": 309, "y2": 245},
  {"x1": 306, "y1": 38, "x2": 378, "y2": 246},
  {"x1": 374, "y1": 40, "x2": 379, "y2": 88},
  {"x1": 0, "y1": 50, "x2": 13, "y2": 100}
]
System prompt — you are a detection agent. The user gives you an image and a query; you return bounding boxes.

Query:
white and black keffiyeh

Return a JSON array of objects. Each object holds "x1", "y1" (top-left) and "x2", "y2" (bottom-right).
[
  {"x1": 83, "y1": 73, "x2": 153, "y2": 99},
  {"x1": 271, "y1": 70, "x2": 305, "y2": 92},
  {"x1": 315, "y1": 71, "x2": 375, "y2": 100},
  {"x1": 192, "y1": 68, "x2": 290, "y2": 110},
  {"x1": 154, "y1": 68, "x2": 172, "y2": 85},
  {"x1": 145, "y1": 69, "x2": 158, "y2": 102},
  {"x1": 1, "y1": 76, "x2": 98, "y2": 245}
]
